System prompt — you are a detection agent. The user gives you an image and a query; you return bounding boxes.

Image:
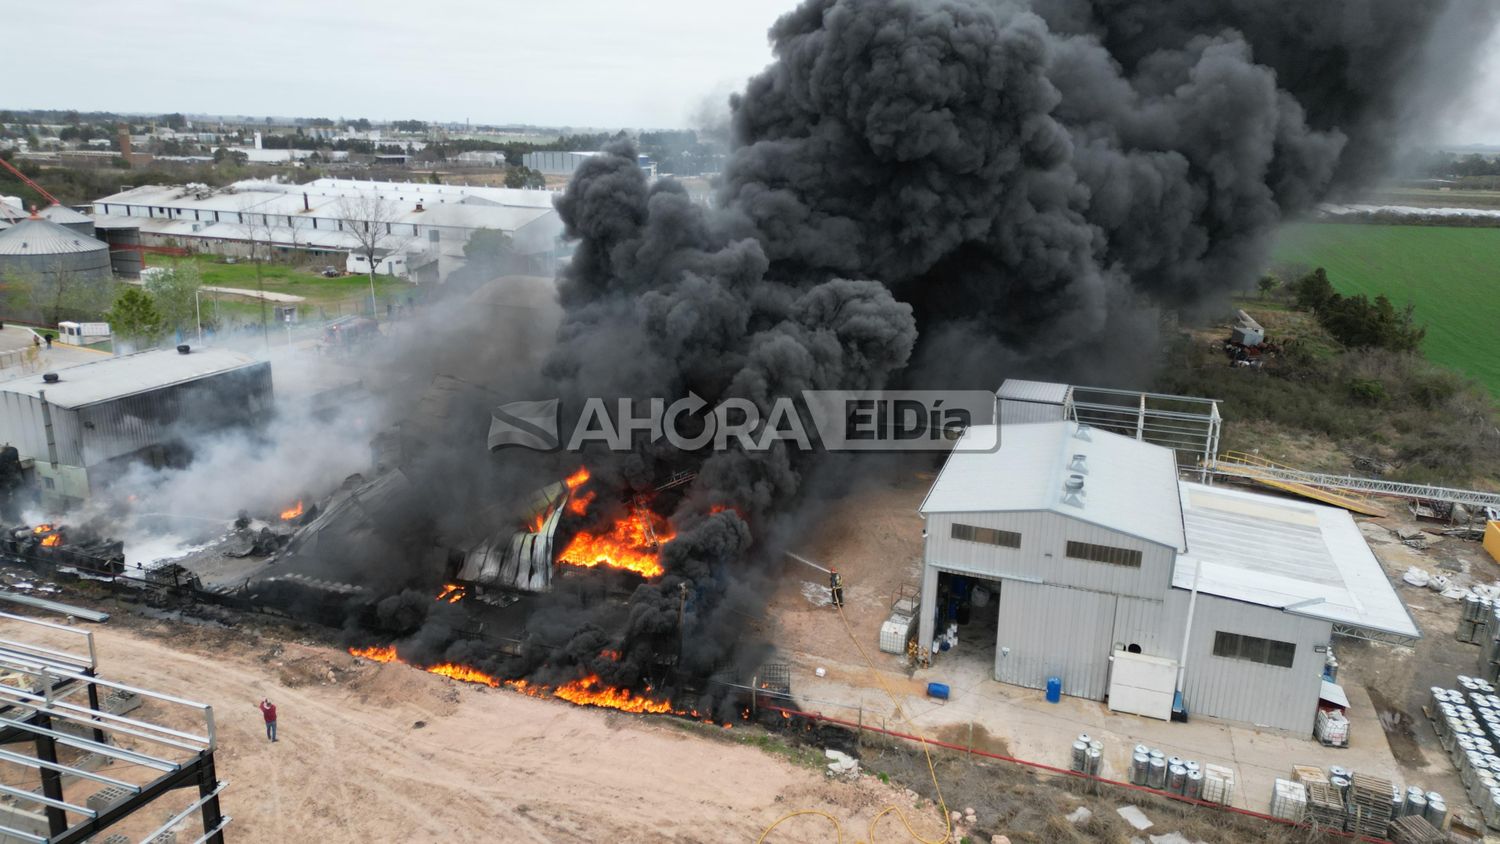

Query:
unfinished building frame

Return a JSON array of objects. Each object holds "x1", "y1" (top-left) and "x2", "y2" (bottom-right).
[
  {"x1": 1065, "y1": 386, "x2": 1222, "y2": 477},
  {"x1": 0, "y1": 611, "x2": 227, "y2": 843}
]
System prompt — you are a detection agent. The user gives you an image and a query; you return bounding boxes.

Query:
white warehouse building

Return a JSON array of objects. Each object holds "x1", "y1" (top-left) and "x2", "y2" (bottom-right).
[
  {"x1": 917, "y1": 419, "x2": 1418, "y2": 733},
  {"x1": 91, "y1": 178, "x2": 568, "y2": 279}
]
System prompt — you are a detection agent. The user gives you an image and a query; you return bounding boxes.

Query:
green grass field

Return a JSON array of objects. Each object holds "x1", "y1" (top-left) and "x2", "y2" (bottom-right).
[{"x1": 1272, "y1": 223, "x2": 1500, "y2": 395}]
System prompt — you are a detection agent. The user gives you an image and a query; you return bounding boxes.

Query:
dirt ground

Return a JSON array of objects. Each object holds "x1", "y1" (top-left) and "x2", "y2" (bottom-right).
[{"x1": 0, "y1": 612, "x2": 919, "y2": 844}]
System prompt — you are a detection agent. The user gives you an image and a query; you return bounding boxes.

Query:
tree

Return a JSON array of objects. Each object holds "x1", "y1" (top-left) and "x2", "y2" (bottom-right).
[
  {"x1": 504, "y1": 165, "x2": 545, "y2": 189},
  {"x1": 213, "y1": 147, "x2": 247, "y2": 165},
  {"x1": 1291, "y1": 268, "x2": 1335, "y2": 312},
  {"x1": 447, "y1": 228, "x2": 517, "y2": 290},
  {"x1": 1256, "y1": 275, "x2": 1279, "y2": 299},
  {"x1": 143, "y1": 261, "x2": 203, "y2": 340},
  {"x1": 162, "y1": 113, "x2": 187, "y2": 130},
  {"x1": 105, "y1": 287, "x2": 164, "y2": 348},
  {"x1": 337, "y1": 194, "x2": 407, "y2": 314}
]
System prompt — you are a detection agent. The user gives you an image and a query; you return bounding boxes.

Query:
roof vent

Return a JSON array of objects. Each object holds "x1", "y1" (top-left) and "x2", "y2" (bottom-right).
[
  {"x1": 41, "y1": 372, "x2": 59, "y2": 384},
  {"x1": 1062, "y1": 473, "x2": 1086, "y2": 507},
  {"x1": 176, "y1": 344, "x2": 191, "y2": 354},
  {"x1": 1068, "y1": 453, "x2": 1088, "y2": 474},
  {"x1": 1073, "y1": 424, "x2": 1092, "y2": 442}
]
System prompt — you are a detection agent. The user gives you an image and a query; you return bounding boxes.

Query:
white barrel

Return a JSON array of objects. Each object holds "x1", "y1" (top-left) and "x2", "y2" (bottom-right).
[
  {"x1": 1427, "y1": 798, "x2": 1448, "y2": 830},
  {"x1": 1086, "y1": 748, "x2": 1102, "y2": 777},
  {"x1": 1070, "y1": 740, "x2": 1088, "y2": 773}
]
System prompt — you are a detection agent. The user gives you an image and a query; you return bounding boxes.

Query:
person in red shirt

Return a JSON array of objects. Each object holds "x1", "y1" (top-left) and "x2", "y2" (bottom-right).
[{"x1": 258, "y1": 698, "x2": 277, "y2": 742}]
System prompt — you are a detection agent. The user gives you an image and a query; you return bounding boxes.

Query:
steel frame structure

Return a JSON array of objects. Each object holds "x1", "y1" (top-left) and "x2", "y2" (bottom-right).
[
  {"x1": 1065, "y1": 386, "x2": 1223, "y2": 478},
  {"x1": 1207, "y1": 457, "x2": 1500, "y2": 510},
  {"x1": 0, "y1": 612, "x2": 227, "y2": 843}
]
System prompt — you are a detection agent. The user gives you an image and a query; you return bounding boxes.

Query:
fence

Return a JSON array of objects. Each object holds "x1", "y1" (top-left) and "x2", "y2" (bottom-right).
[{"x1": 738, "y1": 685, "x2": 1399, "y2": 844}]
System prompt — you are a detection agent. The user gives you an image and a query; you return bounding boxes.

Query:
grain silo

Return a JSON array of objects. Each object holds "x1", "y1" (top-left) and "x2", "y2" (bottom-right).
[
  {"x1": 38, "y1": 204, "x2": 96, "y2": 238},
  {"x1": 0, "y1": 215, "x2": 113, "y2": 285}
]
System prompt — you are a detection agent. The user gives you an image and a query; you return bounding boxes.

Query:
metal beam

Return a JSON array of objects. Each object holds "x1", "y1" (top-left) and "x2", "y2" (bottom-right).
[
  {"x1": 0, "y1": 747, "x2": 141, "y2": 791},
  {"x1": 1331, "y1": 622, "x2": 1419, "y2": 649},
  {"x1": 52, "y1": 753, "x2": 217, "y2": 844},
  {"x1": 0, "y1": 593, "x2": 110, "y2": 623},
  {"x1": 140, "y1": 779, "x2": 227, "y2": 844},
  {"x1": 0, "y1": 716, "x2": 180, "y2": 772},
  {"x1": 0, "y1": 782, "x2": 94, "y2": 818},
  {"x1": 1211, "y1": 456, "x2": 1500, "y2": 509}
]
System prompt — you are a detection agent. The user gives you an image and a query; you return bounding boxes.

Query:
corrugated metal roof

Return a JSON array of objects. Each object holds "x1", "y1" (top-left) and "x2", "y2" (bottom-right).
[
  {"x1": 0, "y1": 347, "x2": 263, "y2": 409},
  {"x1": 38, "y1": 205, "x2": 92, "y2": 224},
  {"x1": 0, "y1": 202, "x2": 26, "y2": 222},
  {"x1": 919, "y1": 421, "x2": 1187, "y2": 550},
  {"x1": 0, "y1": 218, "x2": 108, "y2": 256},
  {"x1": 1173, "y1": 482, "x2": 1420, "y2": 639},
  {"x1": 996, "y1": 379, "x2": 1071, "y2": 403}
]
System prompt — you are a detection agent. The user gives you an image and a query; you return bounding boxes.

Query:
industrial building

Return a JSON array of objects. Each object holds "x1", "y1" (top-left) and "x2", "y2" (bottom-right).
[
  {"x1": 917, "y1": 418, "x2": 1418, "y2": 733},
  {"x1": 91, "y1": 178, "x2": 568, "y2": 278},
  {"x1": 0, "y1": 214, "x2": 112, "y2": 285},
  {"x1": 522, "y1": 150, "x2": 657, "y2": 181},
  {"x1": 0, "y1": 346, "x2": 272, "y2": 510}
]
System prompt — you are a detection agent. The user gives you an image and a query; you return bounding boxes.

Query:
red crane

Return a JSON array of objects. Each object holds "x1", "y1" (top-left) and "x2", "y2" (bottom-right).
[{"x1": 0, "y1": 156, "x2": 63, "y2": 208}]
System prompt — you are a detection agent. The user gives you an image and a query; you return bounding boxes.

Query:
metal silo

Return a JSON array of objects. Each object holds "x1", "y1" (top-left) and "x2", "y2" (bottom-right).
[
  {"x1": 92, "y1": 216, "x2": 143, "y2": 277},
  {"x1": 38, "y1": 204, "x2": 96, "y2": 238},
  {"x1": 0, "y1": 216, "x2": 113, "y2": 285}
]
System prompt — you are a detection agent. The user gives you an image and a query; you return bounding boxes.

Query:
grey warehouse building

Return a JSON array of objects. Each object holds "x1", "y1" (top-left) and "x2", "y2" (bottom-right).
[
  {"x1": 918, "y1": 419, "x2": 1418, "y2": 733},
  {"x1": 0, "y1": 347, "x2": 272, "y2": 510}
]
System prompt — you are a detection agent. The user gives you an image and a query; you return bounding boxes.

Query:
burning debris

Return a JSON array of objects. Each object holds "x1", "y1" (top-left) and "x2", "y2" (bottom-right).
[
  {"x1": 280, "y1": 500, "x2": 305, "y2": 522},
  {"x1": 557, "y1": 494, "x2": 674, "y2": 579}
]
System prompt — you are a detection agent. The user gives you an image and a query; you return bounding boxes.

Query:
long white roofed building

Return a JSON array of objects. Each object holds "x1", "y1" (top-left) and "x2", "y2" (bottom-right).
[{"x1": 92, "y1": 178, "x2": 568, "y2": 279}]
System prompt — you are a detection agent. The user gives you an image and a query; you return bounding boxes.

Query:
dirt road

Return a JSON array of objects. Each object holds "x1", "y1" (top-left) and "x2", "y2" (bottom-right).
[{"x1": 0, "y1": 614, "x2": 921, "y2": 843}]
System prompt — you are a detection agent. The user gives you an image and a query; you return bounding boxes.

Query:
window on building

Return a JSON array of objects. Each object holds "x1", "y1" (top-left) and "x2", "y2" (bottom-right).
[
  {"x1": 950, "y1": 522, "x2": 1021, "y2": 549},
  {"x1": 1065, "y1": 540, "x2": 1142, "y2": 568},
  {"x1": 1212, "y1": 631, "x2": 1296, "y2": 668}
]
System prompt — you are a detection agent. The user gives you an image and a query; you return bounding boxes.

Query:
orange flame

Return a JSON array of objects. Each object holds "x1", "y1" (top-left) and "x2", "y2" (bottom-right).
[
  {"x1": 348, "y1": 647, "x2": 730, "y2": 725},
  {"x1": 32, "y1": 524, "x2": 52, "y2": 534},
  {"x1": 568, "y1": 489, "x2": 596, "y2": 516},
  {"x1": 280, "y1": 500, "x2": 304, "y2": 521},
  {"x1": 349, "y1": 644, "x2": 399, "y2": 663},
  {"x1": 558, "y1": 503, "x2": 673, "y2": 578},
  {"x1": 435, "y1": 583, "x2": 465, "y2": 604},
  {"x1": 427, "y1": 662, "x2": 500, "y2": 687},
  {"x1": 553, "y1": 674, "x2": 677, "y2": 714},
  {"x1": 565, "y1": 467, "x2": 590, "y2": 490},
  {"x1": 599, "y1": 649, "x2": 622, "y2": 662},
  {"x1": 528, "y1": 510, "x2": 549, "y2": 532},
  {"x1": 41, "y1": 534, "x2": 60, "y2": 547}
]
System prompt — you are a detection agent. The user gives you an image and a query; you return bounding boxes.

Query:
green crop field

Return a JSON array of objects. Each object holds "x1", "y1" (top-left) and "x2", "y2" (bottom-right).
[{"x1": 1272, "y1": 222, "x2": 1500, "y2": 395}]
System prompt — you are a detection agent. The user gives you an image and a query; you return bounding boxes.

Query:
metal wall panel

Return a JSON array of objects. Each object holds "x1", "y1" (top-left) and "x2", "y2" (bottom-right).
[
  {"x1": 1165, "y1": 590, "x2": 1330, "y2": 733},
  {"x1": 924, "y1": 511, "x2": 1175, "y2": 601},
  {"x1": 994, "y1": 581, "x2": 1117, "y2": 700},
  {"x1": 997, "y1": 398, "x2": 1067, "y2": 425},
  {"x1": 77, "y1": 363, "x2": 272, "y2": 466},
  {"x1": 1111, "y1": 595, "x2": 1174, "y2": 657},
  {"x1": 0, "y1": 392, "x2": 83, "y2": 467}
]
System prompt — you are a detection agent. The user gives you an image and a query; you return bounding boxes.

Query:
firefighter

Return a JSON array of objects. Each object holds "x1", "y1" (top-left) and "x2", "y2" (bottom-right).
[{"x1": 829, "y1": 566, "x2": 845, "y2": 609}]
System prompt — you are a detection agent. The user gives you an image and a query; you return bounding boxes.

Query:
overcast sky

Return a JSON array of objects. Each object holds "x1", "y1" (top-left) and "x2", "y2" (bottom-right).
[{"x1": 8, "y1": 0, "x2": 1500, "y2": 142}]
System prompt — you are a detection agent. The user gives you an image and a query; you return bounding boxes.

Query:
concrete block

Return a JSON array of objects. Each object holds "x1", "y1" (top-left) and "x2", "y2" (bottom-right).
[{"x1": 1117, "y1": 805, "x2": 1154, "y2": 831}]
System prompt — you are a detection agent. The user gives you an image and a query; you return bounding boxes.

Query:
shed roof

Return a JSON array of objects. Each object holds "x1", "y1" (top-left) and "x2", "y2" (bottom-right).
[
  {"x1": 1174, "y1": 482, "x2": 1420, "y2": 640},
  {"x1": 996, "y1": 379, "x2": 1072, "y2": 404},
  {"x1": 38, "y1": 205, "x2": 92, "y2": 224},
  {"x1": 0, "y1": 217, "x2": 108, "y2": 256},
  {"x1": 919, "y1": 421, "x2": 1187, "y2": 550},
  {"x1": 0, "y1": 347, "x2": 264, "y2": 409}
]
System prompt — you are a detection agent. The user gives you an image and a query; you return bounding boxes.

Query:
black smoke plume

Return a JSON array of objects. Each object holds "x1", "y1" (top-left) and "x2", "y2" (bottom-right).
[{"x1": 347, "y1": 0, "x2": 1496, "y2": 711}]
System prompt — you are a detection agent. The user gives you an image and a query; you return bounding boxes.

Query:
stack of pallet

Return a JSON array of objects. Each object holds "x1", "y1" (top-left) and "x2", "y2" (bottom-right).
[
  {"x1": 1307, "y1": 782, "x2": 1347, "y2": 830},
  {"x1": 1291, "y1": 764, "x2": 1329, "y2": 788},
  {"x1": 1348, "y1": 773, "x2": 1396, "y2": 837},
  {"x1": 1388, "y1": 815, "x2": 1446, "y2": 844}
]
